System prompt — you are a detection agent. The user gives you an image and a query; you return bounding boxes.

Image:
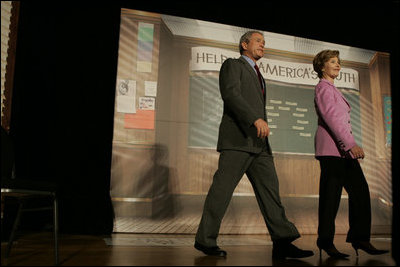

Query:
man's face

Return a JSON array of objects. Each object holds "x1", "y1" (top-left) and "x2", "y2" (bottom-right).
[{"x1": 242, "y1": 33, "x2": 265, "y2": 61}]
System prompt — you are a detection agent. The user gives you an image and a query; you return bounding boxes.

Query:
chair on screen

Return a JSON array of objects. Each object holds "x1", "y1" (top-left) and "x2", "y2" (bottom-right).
[{"x1": 1, "y1": 126, "x2": 59, "y2": 265}]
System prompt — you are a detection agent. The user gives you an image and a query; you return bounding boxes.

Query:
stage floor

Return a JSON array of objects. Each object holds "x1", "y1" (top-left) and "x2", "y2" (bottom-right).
[
  {"x1": 113, "y1": 195, "x2": 392, "y2": 235},
  {"x1": 1, "y1": 232, "x2": 396, "y2": 266}
]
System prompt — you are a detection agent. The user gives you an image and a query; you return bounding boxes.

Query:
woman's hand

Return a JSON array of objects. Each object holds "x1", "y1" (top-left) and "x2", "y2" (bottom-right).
[{"x1": 350, "y1": 145, "x2": 365, "y2": 159}]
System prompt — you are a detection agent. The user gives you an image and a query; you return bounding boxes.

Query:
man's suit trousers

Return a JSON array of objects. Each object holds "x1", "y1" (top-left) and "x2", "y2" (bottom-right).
[{"x1": 195, "y1": 145, "x2": 300, "y2": 247}]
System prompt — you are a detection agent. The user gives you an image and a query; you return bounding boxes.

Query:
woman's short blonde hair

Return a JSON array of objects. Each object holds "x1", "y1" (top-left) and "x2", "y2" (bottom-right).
[{"x1": 313, "y1": 50, "x2": 340, "y2": 78}]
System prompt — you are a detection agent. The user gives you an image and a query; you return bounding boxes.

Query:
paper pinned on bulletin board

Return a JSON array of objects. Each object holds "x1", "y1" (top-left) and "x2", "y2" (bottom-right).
[
  {"x1": 116, "y1": 79, "x2": 136, "y2": 113},
  {"x1": 137, "y1": 22, "x2": 154, "y2": 73},
  {"x1": 139, "y1": 97, "x2": 155, "y2": 110},
  {"x1": 383, "y1": 95, "x2": 392, "y2": 146},
  {"x1": 124, "y1": 110, "x2": 155, "y2": 130},
  {"x1": 145, "y1": 81, "x2": 157, "y2": 97}
]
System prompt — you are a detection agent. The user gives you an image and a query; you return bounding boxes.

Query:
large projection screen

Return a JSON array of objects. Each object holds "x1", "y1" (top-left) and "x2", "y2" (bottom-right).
[{"x1": 110, "y1": 9, "x2": 392, "y2": 235}]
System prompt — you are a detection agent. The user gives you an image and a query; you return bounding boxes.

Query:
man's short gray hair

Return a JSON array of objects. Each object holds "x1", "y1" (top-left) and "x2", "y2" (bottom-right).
[{"x1": 239, "y1": 30, "x2": 264, "y2": 55}]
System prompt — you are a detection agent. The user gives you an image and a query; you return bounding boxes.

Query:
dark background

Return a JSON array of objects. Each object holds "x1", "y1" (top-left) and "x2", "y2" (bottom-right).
[{"x1": 7, "y1": 0, "x2": 398, "y2": 263}]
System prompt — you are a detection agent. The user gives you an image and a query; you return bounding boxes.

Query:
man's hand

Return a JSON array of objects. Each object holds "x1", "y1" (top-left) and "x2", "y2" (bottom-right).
[
  {"x1": 350, "y1": 145, "x2": 365, "y2": 159},
  {"x1": 254, "y1": 118, "x2": 270, "y2": 138}
]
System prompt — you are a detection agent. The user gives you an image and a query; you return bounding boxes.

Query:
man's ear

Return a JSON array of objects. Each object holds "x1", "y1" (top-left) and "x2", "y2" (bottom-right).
[{"x1": 241, "y1": 41, "x2": 247, "y2": 51}]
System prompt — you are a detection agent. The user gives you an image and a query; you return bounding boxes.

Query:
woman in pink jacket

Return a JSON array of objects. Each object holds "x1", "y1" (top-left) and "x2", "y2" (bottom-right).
[{"x1": 313, "y1": 50, "x2": 388, "y2": 258}]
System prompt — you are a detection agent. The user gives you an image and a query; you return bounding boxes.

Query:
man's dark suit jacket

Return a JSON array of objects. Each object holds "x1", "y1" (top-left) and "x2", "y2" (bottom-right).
[{"x1": 217, "y1": 56, "x2": 269, "y2": 154}]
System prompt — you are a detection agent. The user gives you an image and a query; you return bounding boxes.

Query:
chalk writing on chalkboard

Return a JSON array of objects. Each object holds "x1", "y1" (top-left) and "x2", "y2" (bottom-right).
[{"x1": 188, "y1": 76, "x2": 361, "y2": 155}]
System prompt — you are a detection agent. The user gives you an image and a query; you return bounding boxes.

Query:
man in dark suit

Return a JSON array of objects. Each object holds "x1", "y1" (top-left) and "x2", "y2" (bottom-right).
[{"x1": 194, "y1": 31, "x2": 314, "y2": 259}]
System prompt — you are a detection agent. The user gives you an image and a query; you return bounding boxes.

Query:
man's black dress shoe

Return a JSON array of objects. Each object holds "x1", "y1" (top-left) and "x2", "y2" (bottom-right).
[
  {"x1": 272, "y1": 242, "x2": 314, "y2": 259},
  {"x1": 194, "y1": 241, "x2": 227, "y2": 257}
]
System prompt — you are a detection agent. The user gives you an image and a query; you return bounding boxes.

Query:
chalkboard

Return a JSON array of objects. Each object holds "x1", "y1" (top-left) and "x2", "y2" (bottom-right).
[
  {"x1": 188, "y1": 76, "x2": 362, "y2": 154},
  {"x1": 264, "y1": 82, "x2": 317, "y2": 154},
  {"x1": 189, "y1": 76, "x2": 222, "y2": 148}
]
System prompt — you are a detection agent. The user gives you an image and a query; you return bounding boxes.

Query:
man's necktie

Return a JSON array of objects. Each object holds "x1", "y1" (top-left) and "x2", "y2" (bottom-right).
[{"x1": 254, "y1": 64, "x2": 265, "y2": 95}]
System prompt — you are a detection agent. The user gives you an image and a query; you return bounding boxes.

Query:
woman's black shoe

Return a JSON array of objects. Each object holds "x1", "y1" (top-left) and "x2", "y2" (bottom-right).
[
  {"x1": 351, "y1": 241, "x2": 389, "y2": 256},
  {"x1": 317, "y1": 243, "x2": 349, "y2": 259}
]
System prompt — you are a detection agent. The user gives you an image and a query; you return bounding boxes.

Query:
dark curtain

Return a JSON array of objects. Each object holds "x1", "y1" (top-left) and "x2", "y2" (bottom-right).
[{"x1": 10, "y1": 2, "x2": 120, "y2": 234}]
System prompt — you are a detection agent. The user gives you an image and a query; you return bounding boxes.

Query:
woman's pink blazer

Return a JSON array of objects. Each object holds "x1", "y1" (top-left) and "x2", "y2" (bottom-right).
[{"x1": 314, "y1": 79, "x2": 356, "y2": 159}]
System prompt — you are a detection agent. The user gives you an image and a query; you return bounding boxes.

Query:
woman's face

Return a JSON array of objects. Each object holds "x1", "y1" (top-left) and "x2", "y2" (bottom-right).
[{"x1": 322, "y1": 57, "x2": 341, "y2": 80}]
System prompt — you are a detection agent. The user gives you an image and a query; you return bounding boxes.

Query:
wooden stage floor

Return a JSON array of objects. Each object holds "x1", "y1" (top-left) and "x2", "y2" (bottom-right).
[
  {"x1": 112, "y1": 195, "x2": 392, "y2": 235},
  {"x1": 1, "y1": 232, "x2": 396, "y2": 266},
  {"x1": 1, "y1": 195, "x2": 393, "y2": 265}
]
